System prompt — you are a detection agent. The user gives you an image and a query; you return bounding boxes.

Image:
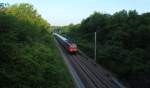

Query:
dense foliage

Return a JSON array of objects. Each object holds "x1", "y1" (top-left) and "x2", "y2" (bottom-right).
[
  {"x1": 66, "y1": 10, "x2": 150, "y2": 88},
  {"x1": 0, "y1": 3, "x2": 73, "y2": 88}
]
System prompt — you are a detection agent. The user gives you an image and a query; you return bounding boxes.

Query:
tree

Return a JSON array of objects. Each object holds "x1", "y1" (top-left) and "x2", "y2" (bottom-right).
[{"x1": 67, "y1": 10, "x2": 150, "y2": 88}]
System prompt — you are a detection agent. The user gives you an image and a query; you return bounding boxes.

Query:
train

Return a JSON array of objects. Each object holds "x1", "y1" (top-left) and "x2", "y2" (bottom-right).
[{"x1": 53, "y1": 33, "x2": 77, "y2": 54}]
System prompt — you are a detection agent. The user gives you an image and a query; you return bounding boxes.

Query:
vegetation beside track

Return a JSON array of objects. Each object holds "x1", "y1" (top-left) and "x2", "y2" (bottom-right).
[
  {"x1": 62, "y1": 10, "x2": 150, "y2": 88},
  {"x1": 0, "y1": 3, "x2": 74, "y2": 88}
]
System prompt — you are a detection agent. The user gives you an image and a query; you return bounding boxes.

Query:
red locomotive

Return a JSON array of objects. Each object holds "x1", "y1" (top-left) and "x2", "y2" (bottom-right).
[{"x1": 54, "y1": 33, "x2": 77, "y2": 54}]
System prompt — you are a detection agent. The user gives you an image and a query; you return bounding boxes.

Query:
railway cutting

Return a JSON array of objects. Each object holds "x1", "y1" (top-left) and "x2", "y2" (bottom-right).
[{"x1": 54, "y1": 33, "x2": 126, "y2": 88}]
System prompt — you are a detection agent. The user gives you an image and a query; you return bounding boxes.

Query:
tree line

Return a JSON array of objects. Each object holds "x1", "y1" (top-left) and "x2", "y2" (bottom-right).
[
  {"x1": 65, "y1": 10, "x2": 150, "y2": 88},
  {"x1": 0, "y1": 3, "x2": 73, "y2": 88}
]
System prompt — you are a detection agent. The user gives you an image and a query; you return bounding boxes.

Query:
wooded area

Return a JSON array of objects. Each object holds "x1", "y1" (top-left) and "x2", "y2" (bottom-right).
[
  {"x1": 65, "y1": 10, "x2": 150, "y2": 88},
  {"x1": 0, "y1": 3, "x2": 73, "y2": 88},
  {"x1": 1, "y1": 2, "x2": 150, "y2": 88}
]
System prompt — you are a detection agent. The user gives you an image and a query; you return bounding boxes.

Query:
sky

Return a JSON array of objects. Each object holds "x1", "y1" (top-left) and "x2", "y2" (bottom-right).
[{"x1": 2, "y1": 0, "x2": 150, "y2": 26}]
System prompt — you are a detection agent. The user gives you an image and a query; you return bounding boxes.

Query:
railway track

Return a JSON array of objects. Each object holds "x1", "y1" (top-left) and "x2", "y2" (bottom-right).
[
  {"x1": 76, "y1": 54, "x2": 120, "y2": 88},
  {"x1": 54, "y1": 37, "x2": 125, "y2": 88},
  {"x1": 77, "y1": 54, "x2": 125, "y2": 88},
  {"x1": 70, "y1": 54, "x2": 121, "y2": 88},
  {"x1": 72, "y1": 55, "x2": 106, "y2": 88}
]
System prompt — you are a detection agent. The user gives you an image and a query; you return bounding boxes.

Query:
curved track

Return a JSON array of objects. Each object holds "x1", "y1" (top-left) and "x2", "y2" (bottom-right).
[{"x1": 55, "y1": 37, "x2": 125, "y2": 88}]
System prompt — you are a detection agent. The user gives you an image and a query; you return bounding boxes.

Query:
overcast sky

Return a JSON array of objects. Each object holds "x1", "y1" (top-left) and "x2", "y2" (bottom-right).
[{"x1": 2, "y1": 0, "x2": 150, "y2": 26}]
